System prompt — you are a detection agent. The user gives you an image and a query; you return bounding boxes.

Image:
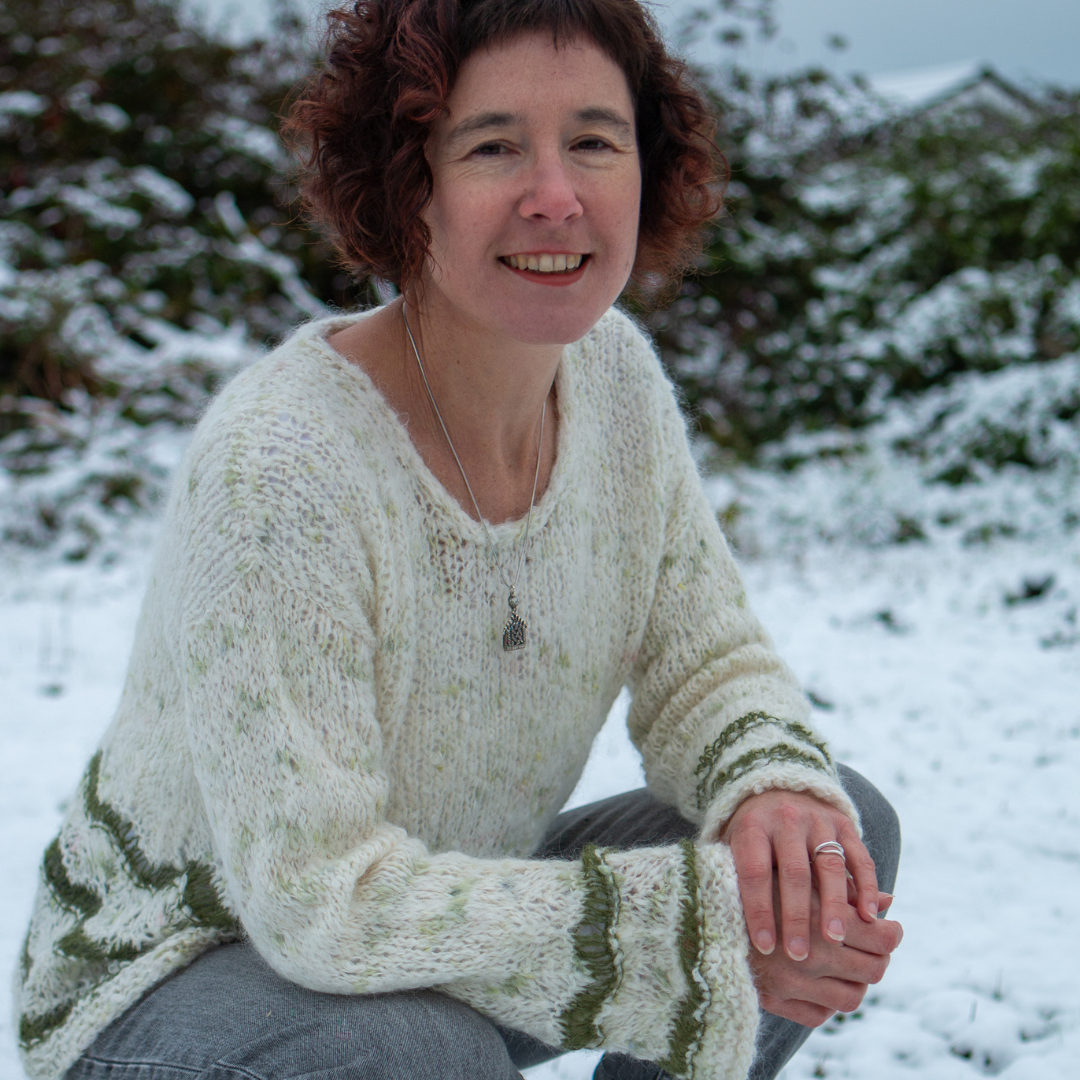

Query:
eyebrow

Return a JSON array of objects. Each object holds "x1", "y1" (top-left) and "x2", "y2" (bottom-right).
[{"x1": 446, "y1": 106, "x2": 634, "y2": 144}]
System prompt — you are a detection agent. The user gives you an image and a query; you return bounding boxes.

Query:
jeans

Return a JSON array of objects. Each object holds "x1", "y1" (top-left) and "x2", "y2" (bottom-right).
[{"x1": 67, "y1": 766, "x2": 900, "y2": 1080}]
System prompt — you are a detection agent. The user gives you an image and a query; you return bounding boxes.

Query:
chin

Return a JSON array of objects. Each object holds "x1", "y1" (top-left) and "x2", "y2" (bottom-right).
[
  {"x1": 503, "y1": 312, "x2": 608, "y2": 346},
  {"x1": 493, "y1": 293, "x2": 621, "y2": 346}
]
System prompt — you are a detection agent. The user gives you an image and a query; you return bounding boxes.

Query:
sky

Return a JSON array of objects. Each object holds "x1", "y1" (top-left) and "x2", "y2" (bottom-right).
[{"x1": 200, "y1": 0, "x2": 1080, "y2": 88}]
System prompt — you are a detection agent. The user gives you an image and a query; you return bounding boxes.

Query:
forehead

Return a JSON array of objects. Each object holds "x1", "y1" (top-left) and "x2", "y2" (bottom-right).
[{"x1": 444, "y1": 32, "x2": 634, "y2": 124}]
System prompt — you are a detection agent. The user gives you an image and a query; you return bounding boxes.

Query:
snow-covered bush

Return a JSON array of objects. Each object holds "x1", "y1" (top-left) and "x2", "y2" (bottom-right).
[
  {"x1": 0, "y1": 0, "x2": 353, "y2": 559},
  {"x1": 647, "y1": 4, "x2": 1080, "y2": 552},
  {"x1": 651, "y1": 62, "x2": 1080, "y2": 461}
]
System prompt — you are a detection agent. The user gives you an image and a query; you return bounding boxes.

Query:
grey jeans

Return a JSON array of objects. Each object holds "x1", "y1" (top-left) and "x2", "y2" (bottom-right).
[{"x1": 67, "y1": 766, "x2": 899, "y2": 1080}]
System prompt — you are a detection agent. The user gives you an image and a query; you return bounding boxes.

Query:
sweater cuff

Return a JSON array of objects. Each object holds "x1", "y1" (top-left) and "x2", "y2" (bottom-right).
[
  {"x1": 698, "y1": 759, "x2": 861, "y2": 845},
  {"x1": 582, "y1": 842, "x2": 760, "y2": 1080},
  {"x1": 687, "y1": 709, "x2": 860, "y2": 843}
]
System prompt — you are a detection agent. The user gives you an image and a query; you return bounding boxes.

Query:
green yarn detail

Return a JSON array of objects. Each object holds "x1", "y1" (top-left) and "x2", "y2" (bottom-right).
[
  {"x1": 19, "y1": 755, "x2": 242, "y2": 1052},
  {"x1": 55, "y1": 926, "x2": 153, "y2": 964},
  {"x1": 697, "y1": 743, "x2": 831, "y2": 810},
  {"x1": 84, "y1": 751, "x2": 181, "y2": 891},
  {"x1": 659, "y1": 839, "x2": 707, "y2": 1078},
  {"x1": 43, "y1": 837, "x2": 103, "y2": 919},
  {"x1": 19, "y1": 931, "x2": 32, "y2": 981},
  {"x1": 558, "y1": 845, "x2": 622, "y2": 1050},
  {"x1": 83, "y1": 751, "x2": 239, "y2": 931},
  {"x1": 694, "y1": 712, "x2": 832, "y2": 809},
  {"x1": 691, "y1": 708, "x2": 833, "y2": 812},
  {"x1": 19, "y1": 999, "x2": 75, "y2": 1049},
  {"x1": 182, "y1": 861, "x2": 240, "y2": 931}
]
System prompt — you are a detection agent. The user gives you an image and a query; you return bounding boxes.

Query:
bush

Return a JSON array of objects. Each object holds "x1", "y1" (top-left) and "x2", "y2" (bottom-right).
[{"x1": 0, "y1": 0, "x2": 362, "y2": 557}]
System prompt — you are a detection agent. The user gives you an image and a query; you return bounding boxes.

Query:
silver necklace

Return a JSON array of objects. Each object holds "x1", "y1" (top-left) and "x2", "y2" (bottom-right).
[{"x1": 402, "y1": 306, "x2": 545, "y2": 652}]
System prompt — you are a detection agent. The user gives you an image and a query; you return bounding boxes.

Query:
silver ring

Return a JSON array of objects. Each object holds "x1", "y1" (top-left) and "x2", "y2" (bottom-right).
[{"x1": 812, "y1": 841, "x2": 846, "y2": 861}]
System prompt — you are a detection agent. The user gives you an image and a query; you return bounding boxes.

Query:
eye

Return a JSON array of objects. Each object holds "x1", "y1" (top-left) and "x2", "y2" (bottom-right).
[
  {"x1": 572, "y1": 136, "x2": 613, "y2": 152},
  {"x1": 472, "y1": 141, "x2": 509, "y2": 156}
]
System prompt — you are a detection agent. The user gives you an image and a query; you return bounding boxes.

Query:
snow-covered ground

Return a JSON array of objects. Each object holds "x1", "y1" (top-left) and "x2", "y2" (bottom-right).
[{"x1": 2, "y1": 517, "x2": 1078, "y2": 1079}]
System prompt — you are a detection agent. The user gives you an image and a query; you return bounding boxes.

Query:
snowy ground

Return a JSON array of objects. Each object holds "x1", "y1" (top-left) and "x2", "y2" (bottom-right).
[{"x1": 2, "y1": 522, "x2": 1078, "y2": 1079}]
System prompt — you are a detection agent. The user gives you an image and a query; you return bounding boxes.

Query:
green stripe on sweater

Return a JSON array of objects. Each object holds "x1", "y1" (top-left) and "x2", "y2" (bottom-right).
[
  {"x1": 19, "y1": 1000, "x2": 76, "y2": 1049},
  {"x1": 85, "y1": 751, "x2": 182, "y2": 891},
  {"x1": 695, "y1": 708, "x2": 829, "y2": 812},
  {"x1": 699, "y1": 743, "x2": 831, "y2": 810},
  {"x1": 43, "y1": 837, "x2": 102, "y2": 919},
  {"x1": 84, "y1": 752, "x2": 239, "y2": 931},
  {"x1": 18, "y1": 755, "x2": 242, "y2": 1052},
  {"x1": 659, "y1": 839, "x2": 708, "y2": 1078},
  {"x1": 55, "y1": 926, "x2": 156, "y2": 964},
  {"x1": 694, "y1": 712, "x2": 831, "y2": 810},
  {"x1": 558, "y1": 845, "x2": 622, "y2": 1050}
]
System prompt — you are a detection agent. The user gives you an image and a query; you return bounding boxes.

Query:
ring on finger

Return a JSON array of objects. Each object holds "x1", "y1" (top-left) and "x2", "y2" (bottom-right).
[{"x1": 812, "y1": 840, "x2": 854, "y2": 882}]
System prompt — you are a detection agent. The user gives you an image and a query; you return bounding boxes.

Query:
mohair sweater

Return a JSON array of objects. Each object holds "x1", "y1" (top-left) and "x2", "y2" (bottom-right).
[{"x1": 15, "y1": 308, "x2": 857, "y2": 1080}]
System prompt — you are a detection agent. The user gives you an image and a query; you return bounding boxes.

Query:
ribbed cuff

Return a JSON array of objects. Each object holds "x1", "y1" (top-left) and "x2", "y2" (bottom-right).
[
  {"x1": 569, "y1": 842, "x2": 759, "y2": 1080},
  {"x1": 698, "y1": 760, "x2": 861, "y2": 845}
]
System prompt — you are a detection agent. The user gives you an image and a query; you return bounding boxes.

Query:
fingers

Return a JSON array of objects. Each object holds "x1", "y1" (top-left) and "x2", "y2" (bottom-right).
[
  {"x1": 775, "y1": 815, "x2": 813, "y2": 961},
  {"x1": 812, "y1": 843, "x2": 850, "y2": 945},
  {"x1": 841, "y1": 911, "x2": 903, "y2": 957},
  {"x1": 729, "y1": 827, "x2": 779, "y2": 956},
  {"x1": 759, "y1": 975, "x2": 869, "y2": 1022},
  {"x1": 758, "y1": 993, "x2": 835, "y2": 1027},
  {"x1": 837, "y1": 823, "x2": 880, "y2": 923}
]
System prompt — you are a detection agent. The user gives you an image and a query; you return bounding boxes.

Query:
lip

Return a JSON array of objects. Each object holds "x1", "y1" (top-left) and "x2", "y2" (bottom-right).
[{"x1": 499, "y1": 253, "x2": 590, "y2": 287}]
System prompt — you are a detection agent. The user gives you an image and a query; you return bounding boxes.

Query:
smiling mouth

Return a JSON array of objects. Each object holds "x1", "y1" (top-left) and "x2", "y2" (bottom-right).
[{"x1": 500, "y1": 253, "x2": 587, "y2": 274}]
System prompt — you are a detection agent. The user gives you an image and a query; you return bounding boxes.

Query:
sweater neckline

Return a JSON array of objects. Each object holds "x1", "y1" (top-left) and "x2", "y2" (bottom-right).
[{"x1": 304, "y1": 309, "x2": 580, "y2": 546}]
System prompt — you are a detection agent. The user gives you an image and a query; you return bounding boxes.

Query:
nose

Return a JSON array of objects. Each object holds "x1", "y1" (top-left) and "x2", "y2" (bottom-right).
[{"x1": 518, "y1": 152, "x2": 583, "y2": 225}]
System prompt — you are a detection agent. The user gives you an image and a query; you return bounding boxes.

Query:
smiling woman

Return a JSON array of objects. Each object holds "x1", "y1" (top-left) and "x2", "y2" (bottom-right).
[{"x1": 14, "y1": 3, "x2": 901, "y2": 1080}]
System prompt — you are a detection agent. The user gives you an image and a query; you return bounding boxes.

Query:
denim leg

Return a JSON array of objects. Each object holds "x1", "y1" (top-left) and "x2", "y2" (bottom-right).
[
  {"x1": 517, "y1": 764, "x2": 901, "y2": 1080},
  {"x1": 66, "y1": 942, "x2": 521, "y2": 1080}
]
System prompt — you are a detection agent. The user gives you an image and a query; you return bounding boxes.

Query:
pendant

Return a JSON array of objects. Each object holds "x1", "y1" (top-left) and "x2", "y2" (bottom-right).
[{"x1": 502, "y1": 586, "x2": 527, "y2": 651}]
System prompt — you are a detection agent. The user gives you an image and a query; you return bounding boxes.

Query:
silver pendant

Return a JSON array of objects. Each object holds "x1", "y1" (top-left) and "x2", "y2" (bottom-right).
[{"x1": 502, "y1": 587, "x2": 527, "y2": 651}]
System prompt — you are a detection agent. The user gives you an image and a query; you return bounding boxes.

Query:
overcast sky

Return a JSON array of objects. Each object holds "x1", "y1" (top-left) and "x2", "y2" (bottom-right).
[{"x1": 202, "y1": 0, "x2": 1079, "y2": 88}]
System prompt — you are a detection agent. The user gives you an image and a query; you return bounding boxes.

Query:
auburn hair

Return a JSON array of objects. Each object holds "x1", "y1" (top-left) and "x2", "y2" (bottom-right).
[{"x1": 283, "y1": 0, "x2": 726, "y2": 298}]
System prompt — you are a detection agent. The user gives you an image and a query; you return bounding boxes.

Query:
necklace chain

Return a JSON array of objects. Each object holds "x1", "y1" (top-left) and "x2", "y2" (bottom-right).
[{"x1": 402, "y1": 305, "x2": 545, "y2": 648}]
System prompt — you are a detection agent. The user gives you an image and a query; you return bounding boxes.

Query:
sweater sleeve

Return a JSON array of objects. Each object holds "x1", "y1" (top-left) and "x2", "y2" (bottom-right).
[
  {"x1": 181, "y1": 570, "x2": 759, "y2": 1079},
  {"x1": 625, "y1": 361, "x2": 860, "y2": 844}
]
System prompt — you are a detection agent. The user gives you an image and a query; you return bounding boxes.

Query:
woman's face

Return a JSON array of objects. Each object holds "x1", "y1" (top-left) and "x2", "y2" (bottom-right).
[{"x1": 420, "y1": 32, "x2": 641, "y2": 346}]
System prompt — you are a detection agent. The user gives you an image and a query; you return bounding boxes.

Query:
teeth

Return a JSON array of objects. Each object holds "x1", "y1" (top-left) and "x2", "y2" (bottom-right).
[{"x1": 505, "y1": 253, "x2": 585, "y2": 272}]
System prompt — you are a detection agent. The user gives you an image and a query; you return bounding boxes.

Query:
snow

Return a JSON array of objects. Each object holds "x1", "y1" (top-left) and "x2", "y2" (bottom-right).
[{"x1": 2, "y1": 496, "x2": 1078, "y2": 1079}]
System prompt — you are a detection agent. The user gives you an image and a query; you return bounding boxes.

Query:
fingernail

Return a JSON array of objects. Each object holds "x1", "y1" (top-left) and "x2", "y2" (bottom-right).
[
  {"x1": 827, "y1": 919, "x2": 845, "y2": 942},
  {"x1": 754, "y1": 930, "x2": 775, "y2": 955},
  {"x1": 788, "y1": 937, "x2": 808, "y2": 961},
  {"x1": 868, "y1": 903, "x2": 878, "y2": 918}
]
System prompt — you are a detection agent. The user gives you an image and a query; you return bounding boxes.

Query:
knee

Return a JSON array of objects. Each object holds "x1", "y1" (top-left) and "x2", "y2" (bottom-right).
[
  {"x1": 358, "y1": 991, "x2": 518, "y2": 1080},
  {"x1": 836, "y1": 764, "x2": 901, "y2": 894}
]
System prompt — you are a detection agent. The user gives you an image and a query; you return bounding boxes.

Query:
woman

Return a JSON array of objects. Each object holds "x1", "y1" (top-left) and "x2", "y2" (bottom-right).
[{"x1": 15, "y1": 1, "x2": 902, "y2": 1078}]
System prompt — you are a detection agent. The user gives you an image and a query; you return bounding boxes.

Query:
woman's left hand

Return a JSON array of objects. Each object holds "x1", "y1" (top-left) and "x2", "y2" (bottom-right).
[{"x1": 719, "y1": 788, "x2": 879, "y2": 961}]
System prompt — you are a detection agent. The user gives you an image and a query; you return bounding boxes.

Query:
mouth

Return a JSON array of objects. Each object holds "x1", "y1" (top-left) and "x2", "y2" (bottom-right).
[{"x1": 499, "y1": 253, "x2": 588, "y2": 275}]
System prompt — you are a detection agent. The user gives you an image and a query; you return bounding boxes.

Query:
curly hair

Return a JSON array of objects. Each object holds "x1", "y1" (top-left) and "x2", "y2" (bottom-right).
[{"x1": 283, "y1": 0, "x2": 726, "y2": 297}]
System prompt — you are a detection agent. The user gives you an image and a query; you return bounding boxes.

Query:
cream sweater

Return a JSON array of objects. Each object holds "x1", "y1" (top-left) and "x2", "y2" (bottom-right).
[{"x1": 15, "y1": 308, "x2": 857, "y2": 1080}]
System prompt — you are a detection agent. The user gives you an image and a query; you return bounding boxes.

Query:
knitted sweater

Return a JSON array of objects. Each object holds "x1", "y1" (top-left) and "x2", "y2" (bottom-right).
[{"x1": 15, "y1": 308, "x2": 857, "y2": 1080}]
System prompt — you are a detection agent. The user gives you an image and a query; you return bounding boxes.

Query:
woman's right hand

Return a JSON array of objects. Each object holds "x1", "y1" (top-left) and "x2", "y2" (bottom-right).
[{"x1": 748, "y1": 891, "x2": 902, "y2": 1026}]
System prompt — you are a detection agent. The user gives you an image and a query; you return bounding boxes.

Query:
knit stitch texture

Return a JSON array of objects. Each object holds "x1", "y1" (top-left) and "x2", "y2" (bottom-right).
[{"x1": 14, "y1": 308, "x2": 857, "y2": 1080}]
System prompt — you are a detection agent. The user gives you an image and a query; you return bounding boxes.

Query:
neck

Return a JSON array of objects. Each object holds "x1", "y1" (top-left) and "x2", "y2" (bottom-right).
[
  {"x1": 401, "y1": 291, "x2": 560, "y2": 476},
  {"x1": 326, "y1": 293, "x2": 561, "y2": 524}
]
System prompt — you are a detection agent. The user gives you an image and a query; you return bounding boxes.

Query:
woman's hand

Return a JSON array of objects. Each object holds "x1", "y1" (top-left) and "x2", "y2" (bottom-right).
[
  {"x1": 749, "y1": 889, "x2": 902, "y2": 1026},
  {"x1": 719, "y1": 788, "x2": 879, "y2": 960}
]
